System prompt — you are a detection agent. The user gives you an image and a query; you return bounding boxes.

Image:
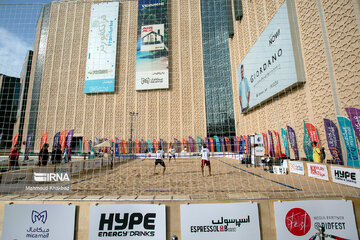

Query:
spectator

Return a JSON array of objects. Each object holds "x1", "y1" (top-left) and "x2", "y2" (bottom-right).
[{"x1": 8, "y1": 145, "x2": 20, "y2": 171}]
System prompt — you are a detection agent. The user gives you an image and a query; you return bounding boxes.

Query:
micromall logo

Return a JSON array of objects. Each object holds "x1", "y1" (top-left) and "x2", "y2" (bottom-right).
[
  {"x1": 33, "y1": 172, "x2": 70, "y2": 182},
  {"x1": 31, "y1": 210, "x2": 48, "y2": 224}
]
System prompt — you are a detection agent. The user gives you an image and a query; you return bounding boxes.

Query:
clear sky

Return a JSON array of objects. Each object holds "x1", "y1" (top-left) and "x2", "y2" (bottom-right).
[{"x1": 0, "y1": 0, "x2": 54, "y2": 77}]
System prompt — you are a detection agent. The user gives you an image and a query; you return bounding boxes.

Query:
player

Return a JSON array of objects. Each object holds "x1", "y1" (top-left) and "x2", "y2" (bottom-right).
[
  {"x1": 168, "y1": 144, "x2": 176, "y2": 162},
  {"x1": 154, "y1": 146, "x2": 166, "y2": 175},
  {"x1": 200, "y1": 144, "x2": 211, "y2": 176}
]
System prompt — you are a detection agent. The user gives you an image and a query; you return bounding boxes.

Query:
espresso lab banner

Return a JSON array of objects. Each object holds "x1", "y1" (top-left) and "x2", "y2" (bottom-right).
[
  {"x1": 274, "y1": 200, "x2": 359, "y2": 240},
  {"x1": 180, "y1": 202, "x2": 261, "y2": 240},
  {"x1": 287, "y1": 126, "x2": 299, "y2": 160},
  {"x1": 303, "y1": 121, "x2": 313, "y2": 160},
  {"x1": 281, "y1": 128, "x2": 290, "y2": 157},
  {"x1": 307, "y1": 163, "x2": 329, "y2": 181},
  {"x1": 331, "y1": 165, "x2": 360, "y2": 188},
  {"x1": 337, "y1": 116, "x2": 360, "y2": 167},
  {"x1": 136, "y1": 0, "x2": 169, "y2": 90},
  {"x1": 237, "y1": 1, "x2": 303, "y2": 112},
  {"x1": 324, "y1": 118, "x2": 343, "y2": 165},
  {"x1": 289, "y1": 161, "x2": 304, "y2": 175},
  {"x1": 345, "y1": 108, "x2": 360, "y2": 143},
  {"x1": 88, "y1": 204, "x2": 166, "y2": 240},
  {"x1": 85, "y1": 2, "x2": 119, "y2": 93},
  {"x1": 1, "y1": 204, "x2": 75, "y2": 240}
]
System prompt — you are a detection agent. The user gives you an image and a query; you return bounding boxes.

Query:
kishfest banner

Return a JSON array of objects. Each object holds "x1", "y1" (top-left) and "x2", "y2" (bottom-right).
[
  {"x1": 1, "y1": 204, "x2": 75, "y2": 240},
  {"x1": 88, "y1": 204, "x2": 166, "y2": 240},
  {"x1": 136, "y1": 0, "x2": 169, "y2": 90},
  {"x1": 345, "y1": 107, "x2": 360, "y2": 142},
  {"x1": 85, "y1": 2, "x2": 119, "y2": 93},
  {"x1": 337, "y1": 116, "x2": 360, "y2": 167},
  {"x1": 274, "y1": 200, "x2": 359, "y2": 240},
  {"x1": 287, "y1": 126, "x2": 299, "y2": 160},
  {"x1": 324, "y1": 118, "x2": 343, "y2": 165},
  {"x1": 236, "y1": 1, "x2": 303, "y2": 112},
  {"x1": 180, "y1": 202, "x2": 261, "y2": 240}
]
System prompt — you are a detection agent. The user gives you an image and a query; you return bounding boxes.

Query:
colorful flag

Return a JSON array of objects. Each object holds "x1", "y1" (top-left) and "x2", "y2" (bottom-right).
[
  {"x1": 273, "y1": 131, "x2": 281, "y2": 158},
  {"x1": 59, "y1": 130, "x2": 68, "y2": 151},
  {"x1": 262, "y1": 133, "x2": 268, "y2": 156},
  {"x1": 24, "y1": 134, "x2": 33, "y2": 161},
  {"x1": 281, "y1": 128, "x2": 290, "y2": 157},
  {"x1": 324, "y1": 118, "x2": 343, "y2": 165},
  {"x1": 188, "y1": 137, "x2": 195, "y2": 152},
  {"x1": 214, "y1": 136, "x2": 220, "y2": 152},
  {"x1": 287, "y1": 126, "x2": 299, "y2": 160},
  {"x1": 197, "y1": 136, "x2": 202, "y2": 151},
  {"x1": 12, "y1": 133, "x2": 19, "y2": 151},
  {"x1": 337, "y1": 116, "x2": 360, "y2": 167},
  {"x1": 345, "y1": 108, "x2": 360, "y2": 143},
  {"x1": 39, "y1": 132, "x2": 48, "y2": 152},
  {"x1": 268, "y1": 131, "x2": 274, "y2": 157},
  {"x1": 305, "y1": 122, "x2": 320, "y2": 147},
  {"x1": 303, "y1": 121, "x2": 313, "y2": 160},
  {"x1": 66, "y1": 130, "x2": 74, "y2": 161}
]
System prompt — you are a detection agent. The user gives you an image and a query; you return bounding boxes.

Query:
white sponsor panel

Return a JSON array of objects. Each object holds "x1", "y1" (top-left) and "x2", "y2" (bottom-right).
[
  {"x1": 180, "y1": 202, "x2": 261, "y2": 240},
  {"x1": 89, "y1": 204, "x2": 166, "y2": 240},
  {"x1": 274, "y1": 200, "x2": 359, "y2": 240},
  {"x1": 273, "y1": 166, "x2": 287, "y2": 175},
  {"x1": 85, "y1": 2, "x2": 119, "y2": 93},
  {"x1": 94, "y1": 159, "x2": 102, "y2": 169},
  {"x1": 1, "y1": 169, "x2": 31, "y2": 184},
  {"x1": 289, "y1": 161, "x2": 304, "y2": 175},
  {"x1": 1, "y1": 204, "x2": 75, "y2": 240},
  {"x1": 237, "y1": 1, "x2": 304, "y2": 113},
  {"x1": 71, "y1": 161, "x2": 83, "y2": 174},
  {"x1": 254, "y1": 134, "x2": 264, "y2": 144},
  {"x1": 84, "y1": 160, "x2": 95, "y2": 170},
  {"x1": 331, "y1": 166, "x2": 360, "y2": 188},
  {"x1": 255, "y1": 146, "x2": 265, "y2": 156},
  {"x1": 307, "y1": 163, "x2": 329, "y2": 181}
]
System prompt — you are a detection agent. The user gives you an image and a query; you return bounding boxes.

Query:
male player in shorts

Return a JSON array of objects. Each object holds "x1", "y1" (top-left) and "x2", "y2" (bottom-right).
[
  {"x1": 201, "y1": 144, "x2": 211, "y2": 176},
  {"x1": 168, "y1": 144, "x2": 176, "y2": 162},
  {"x1": 154, "y1": 146, "x2": 166, "y2": 175}
]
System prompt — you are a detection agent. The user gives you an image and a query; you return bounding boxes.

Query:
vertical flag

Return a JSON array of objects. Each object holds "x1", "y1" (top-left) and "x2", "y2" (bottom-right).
[
  {"x1": 303, "y1": 121, "x2": 313, "y2": 160},
  {"x1": 324, "y1": 118, "x2": 343, "y2": 165},
  {"x1": 11, "y1": 133, "x2": 19, "y2": 151},
  {"x1": 337, "y1": 116, "x2": 360, "y2": 167},
  {"x1": 95, "y1": 137, "x2": 99, "y2": 152},
  {"x1": 59, "y1": 130, "x2": 68, "y2": 151},
  {"x1": 262, "y1": 133, "x2": 269, "y2": 156},
  {"x1": 345, "y1": 108, "x2": 360, "y2": 143},
  {"x1": 281, "y1": 128, "x2": 290, "y2": 157},
  {"x1": 197, "y1": 136, "x2": 202, "y2": 151},
  {"x1": 147, "y1": 139, "x2": 152, "y2": 153},
  {"x1": 90, "y1": 140, "x2": 94, "y2": 159},
  {"x1": 214, "y1": 136, "x2": 220, "y2": 152},
  {"x1": 188, "y1": 137, "x2": 195, "y2": 152},
  {"x1": 287, "y1": 126, "x2": 299, "y2": 160},
  {"x1": 24, "y1": 134, "x2": 33, "y2": 161},
  {"x1": 268, "y1": 131, "x2": 274, "y2": 157},
  {"x1": 233, "y1": 136, "x2": 238, "y2": 153},
  {"x1": 66, "y1": 130, "x2": 74, "y2": 161},
  {"x1": 39, "y1": 132, "x2": 48, "y2": 152},
  {"x1": 305, "y1": 122, "x2": 320, "y2": 147},
  {"x1": 52, "y1": 132, "x2": 60, "y2": 152},
  {"x1": 273, "y1": 131, "x2": 281, "y2": 158}
]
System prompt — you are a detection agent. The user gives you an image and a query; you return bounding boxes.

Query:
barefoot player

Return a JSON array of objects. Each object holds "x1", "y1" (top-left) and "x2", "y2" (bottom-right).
[
  {"x1": 201, "y1": 144, "x2": 211, "y2": 176},
  {"x1": 154, "y1": 146, "x2": 166, "y2": 175}
]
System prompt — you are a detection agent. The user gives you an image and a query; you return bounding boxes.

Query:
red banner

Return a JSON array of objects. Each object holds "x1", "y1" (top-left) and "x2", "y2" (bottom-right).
[
  {"x1": 84, "y1": 140, "x2": 88, "y2": 152},
  {"x1": 262, "y1": 133, "x2": 269, "y2": 155},
  {"x1": 39, "y1": 132, "x2": 49, "y2": 152},
  {"x1": 273, "y1": 131, "x2": 281, "y2": 158},
  {"x1": 59, "y1": 130, "x2": 67, "y2": 151},
  {"x1": 209, "y1": 137, "x2": 215, "y2": 152},
  {"x1": 305, "y1": 122, "x2": 320, "y2": 147},
  {"x1": 11, "y1": 133, "x2": 19, "y2": 151}
]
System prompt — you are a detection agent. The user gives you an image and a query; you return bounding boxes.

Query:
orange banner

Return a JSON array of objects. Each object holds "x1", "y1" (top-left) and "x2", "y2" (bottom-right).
[
  {"x1": 11, "y1": 133, "x2": 19, "y2": 151},
  {"x1": 59, "y1": 130, "x2": 67, "y2": 151},
  {"x1": 39, "y1": 132, "x2": 49, "y2": 152}
]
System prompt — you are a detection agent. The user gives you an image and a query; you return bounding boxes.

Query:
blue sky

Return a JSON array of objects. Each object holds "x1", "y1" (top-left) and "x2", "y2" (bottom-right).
[{"x1": 0, "y1": 0, "x2": 54, "y2": 77}]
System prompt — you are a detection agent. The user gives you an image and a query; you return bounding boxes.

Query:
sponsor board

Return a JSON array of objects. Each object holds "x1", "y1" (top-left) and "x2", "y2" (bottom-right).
[
  {"x1": 1, "y1": 204, "x2": 75, "y2": 240},
  {"x1": 71, "y1": 161, "x2": 83, "y2": 174},
  {"x1": 331, "y1": 166, "x2": 360, "y2": 188},
  {"x1": 307, "y1": 163, "x2": 329, "y2": 181},
  {"x1": 289, "y1": 161, "x2": 305, "y2": 175},
  {"x1": 180, "y1": 202, "x2": 261, "y2": 240},
  {"x1": 274, "y1": 200, "x2": 359, "y2": 240},
  {"x1": 88, "y1": 204, "x2": 166, "y2": 240},
  {"x1": 84, "y1": 160, "x2": 95, "y2": 170},
  {"x1": 94, "y1": 159, "x2": 102, "y2": 169}
]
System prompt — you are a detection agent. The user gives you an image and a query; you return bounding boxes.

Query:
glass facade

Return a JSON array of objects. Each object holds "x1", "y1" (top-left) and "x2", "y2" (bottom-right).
[{"x1": 201, "y1": 0, "x2": 236, "y2": 138}]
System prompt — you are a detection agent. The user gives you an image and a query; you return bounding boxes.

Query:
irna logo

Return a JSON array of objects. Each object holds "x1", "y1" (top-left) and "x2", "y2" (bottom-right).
[{"x1": 33, "y1": 172, "x2": 70, "y2": 182}]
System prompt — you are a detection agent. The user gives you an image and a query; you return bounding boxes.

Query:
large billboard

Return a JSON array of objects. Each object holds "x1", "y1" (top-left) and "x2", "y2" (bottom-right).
[
  {"x1": 136, "y1": 0, "x2": 169, "y2": 90},
  {"x1": 237, "y1": 0, "x2": 304, "y2": 113},
  {"x1": 85, "y1": 2, "x2": 119, "y2": 93}
]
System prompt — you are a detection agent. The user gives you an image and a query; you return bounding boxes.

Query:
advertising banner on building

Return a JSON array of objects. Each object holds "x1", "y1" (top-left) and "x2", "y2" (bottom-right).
[
  {"x1": 324, "y1": 118, "x2": 343, "y2": 165},
  {"x1": 85, "y1": 2, "x2": 119, "y2": 93},
  {"x1": 237, "y1": 1, "x2": 303, "y2": 112},
  {"x1": 274, "y1": 131, "x2": 281, "y2": 158},
  {"x1": 345, "y1": 107, "x2": 360, "y2": 143},
  {"x1": 305, "y1": 122, "x2": 320, "y2": 147},
  {"x1": 24, "y1": 133, "x2": 33, "y2": 160},
  {"x1": 39, "y1": 132, "x2": 48, "y2": 152},
  {"x1": 180, "y1": 202, "x2": 261, "y2": 240},
  {"x1": 331, "y1": 165, "x2": 360, "y2": 188},
  {"x1": 274, "y1": 200, "x2": 359, "y2": 240},
  {"x1": 11, "y1": 132, "x2": 19, "y2": 150},
  {"x1": 268, "y1": 131, "x2": 274, "y2": 157},
  {"x1": 136, "y1": 0, "x2": 169, "y2": 90},
  {"x1": 289, "y1": 161, "x2": 304, "y2": 175},
  {"x1": 287, "y1": 126, "x2": 299, "y2": 160},
  {"x1": 337, "y1": 116, "x2": 360, "y2": 167},
  {"x1": 1, "y1": 204, "x2": 75, "y2": 240},
  {"x1": 307, "y1": 163, "x2": 329, "y2": 181},
  {"x1": 88, "y1": 204, "x2": 166, "y2": 240}
]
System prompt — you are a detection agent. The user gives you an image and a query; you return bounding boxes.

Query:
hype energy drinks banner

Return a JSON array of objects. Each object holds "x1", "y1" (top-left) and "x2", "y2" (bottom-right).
[
  {"x1": 136, "y1": 0, "x2": 169, "y2": 90},
  {"x1": 85, "y1": 2, "x2": 119, "y2": 93}
]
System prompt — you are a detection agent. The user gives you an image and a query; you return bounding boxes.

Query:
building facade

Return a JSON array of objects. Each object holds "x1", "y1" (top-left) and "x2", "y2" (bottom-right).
[{"x1": 20, "y1": 0, "x2": 360, "y2": 159}]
